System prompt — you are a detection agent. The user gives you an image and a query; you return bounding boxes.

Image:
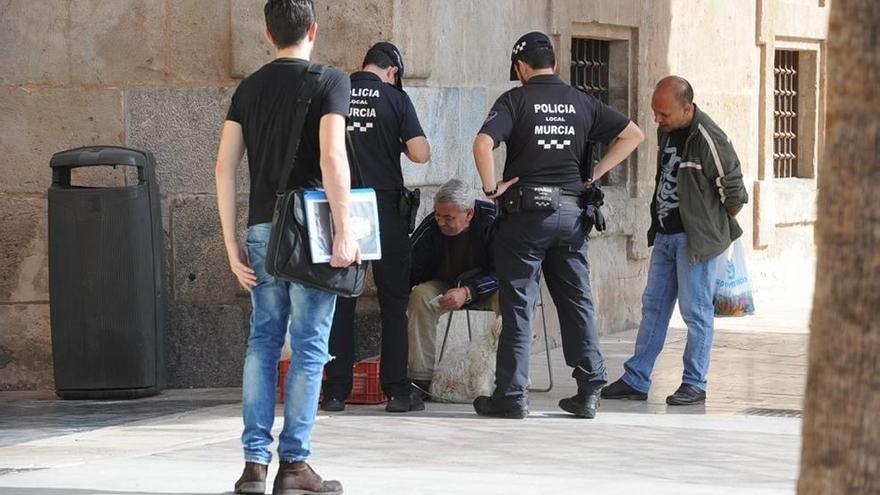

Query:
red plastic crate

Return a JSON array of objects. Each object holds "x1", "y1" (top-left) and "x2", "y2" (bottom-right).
[
  {"x1": 277, "y1": 357, "x2": 386, "y2": 404},
  {"x1": 347, "y1": 357, "x2": 387, "y2": 405},
  {"x1": 278, "y1": 359, "x2": 291, "y2": 402}
]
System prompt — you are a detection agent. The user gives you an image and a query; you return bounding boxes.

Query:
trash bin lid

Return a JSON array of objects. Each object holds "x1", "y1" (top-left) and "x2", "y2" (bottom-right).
[{"x1": 51, "y1": 146, "x2": 150, "y2": 170}]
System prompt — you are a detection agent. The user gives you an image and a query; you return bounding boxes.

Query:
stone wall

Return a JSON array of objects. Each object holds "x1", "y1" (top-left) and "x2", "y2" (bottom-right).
[{"x1": 0, "y1": 0, "x2": 827, "y2": 390}]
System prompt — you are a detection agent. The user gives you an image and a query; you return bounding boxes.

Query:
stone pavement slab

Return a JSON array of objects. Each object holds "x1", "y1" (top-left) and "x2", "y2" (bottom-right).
[{"x1": 0, "y1": 323, "x2": 807, "y2": 495}]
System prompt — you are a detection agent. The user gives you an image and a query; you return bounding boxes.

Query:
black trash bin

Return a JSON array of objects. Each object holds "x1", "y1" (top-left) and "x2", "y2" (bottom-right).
[{"x1": 48, "y1": 146, "x2": 166, "y2": 399}]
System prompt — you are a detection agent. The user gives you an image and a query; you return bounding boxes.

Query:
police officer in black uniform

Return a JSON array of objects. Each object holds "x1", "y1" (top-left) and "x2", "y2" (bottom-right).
[
  {"x1": 322, "y1": 42, "x2": 431, "y2": 413},
  {"x1": 473, "y1": 32, "x2": 644, "y2": 419}
]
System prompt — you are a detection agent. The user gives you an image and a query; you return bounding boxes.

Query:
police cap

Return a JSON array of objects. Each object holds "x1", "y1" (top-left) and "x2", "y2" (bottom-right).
[
  {"x1": 509, "y1": 31, "x2": 555, "y2": 81},
  {"x1": 365, "y1": 41, "x2": 405, "y2": 90}
]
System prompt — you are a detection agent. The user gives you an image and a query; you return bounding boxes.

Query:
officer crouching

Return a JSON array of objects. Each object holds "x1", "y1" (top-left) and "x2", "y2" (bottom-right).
[{"x1": 472, "y1": 32, "x2": 644, "y2": 419}]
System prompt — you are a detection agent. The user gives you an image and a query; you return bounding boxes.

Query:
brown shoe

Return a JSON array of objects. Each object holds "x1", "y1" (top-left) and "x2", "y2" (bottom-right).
[
  {"x1": 235, "y1": 461, "x2": 268, "y2": 494},
  {"x1": 273, "y1": 461, "x2": 343, "y2": 495}
]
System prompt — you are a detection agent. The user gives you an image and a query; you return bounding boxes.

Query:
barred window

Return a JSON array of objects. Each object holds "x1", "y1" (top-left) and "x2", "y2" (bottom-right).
[
  {"x1": 571, "y1": 38, "x2": 610, "y2": 184},
  {"x1": 774, "y1": 50, "x2": 799, "y2": 179},
  {"x1": 571, "y1": 38, "x2": 609, "y2": 103}
]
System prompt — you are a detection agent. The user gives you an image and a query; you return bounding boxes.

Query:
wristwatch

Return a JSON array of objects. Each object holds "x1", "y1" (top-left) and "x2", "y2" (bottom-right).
[
  {"x1": 464, "y1": 287, "x2": 473, "y2": 305},
  {"x1": 482, "y1": 187, "x2": 497, "y2": 197}
]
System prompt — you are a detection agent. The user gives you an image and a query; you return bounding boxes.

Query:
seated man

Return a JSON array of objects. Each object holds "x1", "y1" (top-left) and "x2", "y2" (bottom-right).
[{"x1": 407, "y1": 179, "x2": 499, "y2": 392}]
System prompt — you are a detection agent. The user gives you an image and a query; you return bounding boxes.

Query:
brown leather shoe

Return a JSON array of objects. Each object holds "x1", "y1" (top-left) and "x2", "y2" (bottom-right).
[
  {"x1": 273, "y1": 461, "x2": 343, "y2": 495},
  {"x1": 234, "y1": 461, "x2": 267, "y2": 494}
]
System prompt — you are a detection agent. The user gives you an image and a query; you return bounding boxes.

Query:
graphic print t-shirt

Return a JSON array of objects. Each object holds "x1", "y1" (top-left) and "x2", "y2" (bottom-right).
[{"x1": 652, "y1": 127, "x2": 688, "y2": 234}]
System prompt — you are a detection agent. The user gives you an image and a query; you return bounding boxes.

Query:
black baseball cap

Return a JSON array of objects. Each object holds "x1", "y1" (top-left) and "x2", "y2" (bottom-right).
[
  {"x1": 509, "y1": 31, "x2": 555, "y2": 81},
  {"x1": 365, "y1": 41, "x2": 405, "y2": 90}
]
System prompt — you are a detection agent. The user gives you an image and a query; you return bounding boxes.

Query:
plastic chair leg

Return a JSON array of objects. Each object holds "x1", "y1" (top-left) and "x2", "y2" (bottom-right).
[{"x1": 438, "y1": 311, "x2": 454, "y2": 363}]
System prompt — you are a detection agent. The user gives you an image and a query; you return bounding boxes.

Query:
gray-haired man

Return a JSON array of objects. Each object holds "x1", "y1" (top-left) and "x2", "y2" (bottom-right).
[{"x1": 407, "y1": 179, "x2": 499, "y2": 392}]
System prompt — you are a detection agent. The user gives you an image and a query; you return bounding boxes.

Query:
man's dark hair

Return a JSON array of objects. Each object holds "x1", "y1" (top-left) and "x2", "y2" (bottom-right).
[
  {"x1": 264, "y1": 0, "x2": 315, "y2": 49},
  {"x1": 362, "y1": 50, "x2": 394, "y2": 69},
  {"x1": 517, "y1": 48, "x2": 556, "y2": 71}
]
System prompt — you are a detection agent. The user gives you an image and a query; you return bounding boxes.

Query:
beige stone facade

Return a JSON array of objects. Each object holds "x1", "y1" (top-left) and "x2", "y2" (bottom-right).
[{"x1": 0, "y1": 0, "x2": 827, "y2": 390}]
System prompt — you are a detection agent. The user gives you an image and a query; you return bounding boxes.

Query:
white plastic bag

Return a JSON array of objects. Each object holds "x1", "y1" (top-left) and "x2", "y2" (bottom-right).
[
  {"x1": 429, "y1": 316, "x2": 502, "y2": 403},
  {"x1": 713, "y1": 238, "x2": 755, "y2": 316}
]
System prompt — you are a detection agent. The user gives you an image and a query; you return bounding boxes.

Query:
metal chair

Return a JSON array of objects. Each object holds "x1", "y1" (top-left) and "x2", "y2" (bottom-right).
[{"x1": 437, "y1": 291, "x2": 554, "y2": 392}]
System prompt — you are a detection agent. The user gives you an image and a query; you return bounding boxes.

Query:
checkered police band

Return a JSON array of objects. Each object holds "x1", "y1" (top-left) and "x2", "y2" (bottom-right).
[
  {"x1": 347, "y1": 122, "x2": 374, "y2": 132},
  {"x1": 537, "y1": 139, "x2": 572, "y2": 150},
  {"x1": 513, "y1": 41, "x2": 527, "y2": 55}
]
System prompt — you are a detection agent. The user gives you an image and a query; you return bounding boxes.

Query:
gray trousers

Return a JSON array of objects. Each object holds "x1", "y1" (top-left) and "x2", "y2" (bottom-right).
[
  {"x1": 492, "y1": 203, "x2": 607, "y2": 407},
  {"x1": 407, "y1": 280, "x2": 500, "y2": 382}
]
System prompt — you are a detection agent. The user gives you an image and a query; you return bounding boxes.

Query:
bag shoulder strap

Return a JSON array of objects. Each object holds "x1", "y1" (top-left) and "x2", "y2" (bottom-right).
[{"x1": 276, "y1": 63, "x2": 327, "y2": 196}]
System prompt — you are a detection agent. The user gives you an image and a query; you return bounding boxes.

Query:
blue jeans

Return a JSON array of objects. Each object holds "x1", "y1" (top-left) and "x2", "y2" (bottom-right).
[
  {"x1": 622, "y1": 233, "x2": 720, "y2": 393},
  {"x1": 241, "y1": 223, "x2": 337, "y2": 464}
]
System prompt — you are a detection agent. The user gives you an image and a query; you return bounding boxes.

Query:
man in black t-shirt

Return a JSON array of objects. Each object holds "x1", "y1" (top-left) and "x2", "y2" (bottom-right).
[
  {"x1": 215, "y1": 2, "x2": 356, "y2": 494},
  {"x1": 321, "y1": 42, "x2": 430, "y2": 414},
  {"x1": 472, "y1": 32, "x2": 644, "y2": 419}
]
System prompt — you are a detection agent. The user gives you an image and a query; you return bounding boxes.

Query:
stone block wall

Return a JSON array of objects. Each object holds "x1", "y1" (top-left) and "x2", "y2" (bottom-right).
[
  {"x1": 0, "y1": 0, "x2": 496, "y2": 390},
  {"x1": 0, "y1": 0, "x2": 826, "y2": 390}
]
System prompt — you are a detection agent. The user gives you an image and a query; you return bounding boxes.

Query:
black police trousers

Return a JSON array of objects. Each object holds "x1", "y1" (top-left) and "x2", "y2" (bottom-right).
[
  {"x1": 492, "y1": 203, "x2": 607, "y2": 407},
  {"x1": 323, "y1": 192, "x2": 412, "y2": 400}
]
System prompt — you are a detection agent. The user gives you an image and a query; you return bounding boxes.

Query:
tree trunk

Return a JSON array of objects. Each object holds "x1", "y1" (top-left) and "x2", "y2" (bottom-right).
[{"x1": 798, "y1": 1, "x2": 880, "y2": 494}]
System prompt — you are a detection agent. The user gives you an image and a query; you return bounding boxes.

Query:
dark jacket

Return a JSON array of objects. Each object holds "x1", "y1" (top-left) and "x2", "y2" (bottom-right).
[
  {"x1": 648, "y1": 105, "x2": 749, "y2": 263},
  {"x1": 409, "y1": 200, "x2": 498, "y2": 303}
]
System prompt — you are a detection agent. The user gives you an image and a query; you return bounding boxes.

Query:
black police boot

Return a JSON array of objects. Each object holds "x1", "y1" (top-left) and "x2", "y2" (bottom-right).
[
  {"x1": 320, "y1": 397, "x2": 345, "y2": 412},
  {"x1": 665, "y1": 384, "x2": 706, "y2": 405},
  {"x1": 234, "y1": 461, "x2": 267, "y2": 494},
  {"x1": 558, "y1": 390, "x2": 601, "y2": 419},
  {"x1": 601, "y1": 378, "x2": 648, "y2": 400},
  {"x1": 473, "y1": 396, "x2": 529, "y2": 419},
  {"x1": 385, "y1": 391, "x2": 426, "y2": 413}
]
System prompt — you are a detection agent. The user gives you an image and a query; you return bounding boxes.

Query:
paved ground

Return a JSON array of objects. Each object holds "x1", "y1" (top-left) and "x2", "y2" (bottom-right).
[{"x1": 0, "y1": 284, "x2": 811, "y2": 495}]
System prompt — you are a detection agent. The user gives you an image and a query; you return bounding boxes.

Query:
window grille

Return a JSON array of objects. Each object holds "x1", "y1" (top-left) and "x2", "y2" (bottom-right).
[
  {"x1": 571, "y1": 38, "x2": 610, "y2": 103},
  {"x1": 774, "y1": 50, "x2": 799, "y2": 178},
  {"x1": 571, "y1": 38, "x2": 611, "y2": 182}
]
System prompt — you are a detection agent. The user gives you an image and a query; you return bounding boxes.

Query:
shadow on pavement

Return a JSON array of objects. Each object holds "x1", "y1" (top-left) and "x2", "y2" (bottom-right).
[{"x1": 0, "y1": 400, "x2": 238, "y2": 448}]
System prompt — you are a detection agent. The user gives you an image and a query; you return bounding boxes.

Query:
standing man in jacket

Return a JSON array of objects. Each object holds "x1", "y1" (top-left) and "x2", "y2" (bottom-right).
[
  {"x1": 602, "y1": 76, "x2": 748, "y2": 405},
  {"x1": 407, "y1": 179, "x2": 499, "y2": 393},
  {"x1": 321, "y1": 42, "x2": 430, "y2": 414},
  {"x1": 216, "y1": 1, "x2": 357, "y2": 493}
]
